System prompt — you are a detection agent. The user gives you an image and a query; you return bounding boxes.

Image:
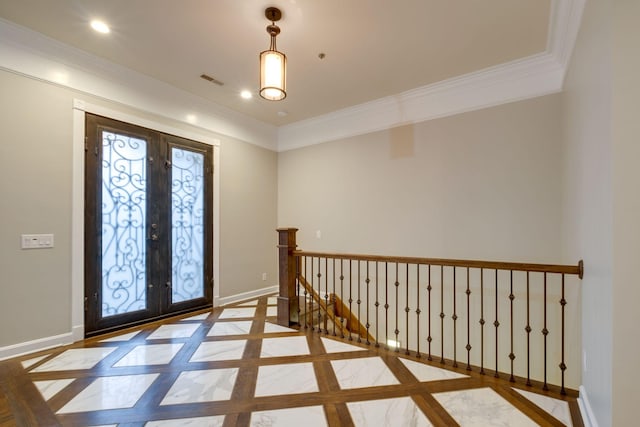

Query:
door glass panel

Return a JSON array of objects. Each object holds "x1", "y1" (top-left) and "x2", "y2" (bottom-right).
[
  {"x1": 171, "y1": 147, "x2": 205, "y2": 303},
  {"x1": 101, "y1": 131, "x2": 147, "y2": 317}
]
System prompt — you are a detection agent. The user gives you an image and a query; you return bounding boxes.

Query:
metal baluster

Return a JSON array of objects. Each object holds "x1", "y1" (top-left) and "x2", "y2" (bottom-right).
[
  {"x1": 453, "y1": 266, "x2": 458, "y2": 368},
  {"x1": 543, "y1": 272, "x2": 549, "y2": 390},
  {"x1": 332, "y1": 258, "x2": 336, "y2": 336},
  {"x1": 416, "y1": 264, "x2": 421, "y2": 358},
  {"x1": 349, "y1": 259, "x2": 353, "y2": 341},
  {"x1": 309, "y1": 257, "x2": 314, "y2": 331},
  {"x1": 296, "y1": 256, "x2": 301, "y2": 323},
  {"x1": 509, "y1": 270, "x2": 515, "y2": 382},
  {"x1": 317, "y1": 257, "x2": 323, "y2": 333},
  {"x1": 385, "y1": 262, "x2": 389, "y2": 350},
  {"x1": 526, "y1": 271, "x2": 531, "y2": 386},
  {"x1": 427, "y1": 264, "x2": 432, "y2": 361},
  {"x1": 560, "y1": 274, "x2": 567, "y2": 395},
  {"x1": 304, "y1": 257, "x2": 308, "y2": 329},
  {"x1": 440, "y1": 265, "x2": 445, "y2": 364},
  {"x1": 340, "y1": 260, "x2": 345, "y2": 339},
  {"x1": 394, "y1": 262, "x2": 400, "y2": 352},
  {"x1": 375, "y1": 261, "x2": 380, "y2": 347},
  {"x1": 365, "y1": 261, "x2": 371, "y2": 345},
  {"x1": 405, "y1": 263, "x2": 410, "y2": 355},
  {"x1": 357, "y1": 261, "x2": 362, "y2": 343},
  {"x1": 465, "y1": 268, "x2": 472, "y2": 370},
  {"x1": 494, "y1": 269, "x2": 499, "y2": 378},
  {"x1": 480, "y1": 268, "x2": 485, "y2": 375},
  {"x1": 323, "y1": 257, "x2": 329, "y2": 334}
]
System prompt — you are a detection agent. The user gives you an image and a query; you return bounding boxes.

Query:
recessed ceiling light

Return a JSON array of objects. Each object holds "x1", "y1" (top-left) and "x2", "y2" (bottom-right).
[
  {"x1": 240, "y1": 90, "x2": 253, "y2": 99},
  {"x1": 90, "y1": 20, "x2": 110, "y2": 34},
  {"x1": 186, "y1": 114, "x2": 197, "y2": 124}
]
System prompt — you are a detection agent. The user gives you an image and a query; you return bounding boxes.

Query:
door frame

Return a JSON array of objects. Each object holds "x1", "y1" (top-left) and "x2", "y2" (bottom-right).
[{"x1": 71, "y1": 99, "x2": 220, "y2": 341}]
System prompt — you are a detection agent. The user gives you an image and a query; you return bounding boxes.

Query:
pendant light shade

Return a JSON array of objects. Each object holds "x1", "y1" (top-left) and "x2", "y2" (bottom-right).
[{"x1": 259, "y1": 7, "x2": 287, "y2": 101}]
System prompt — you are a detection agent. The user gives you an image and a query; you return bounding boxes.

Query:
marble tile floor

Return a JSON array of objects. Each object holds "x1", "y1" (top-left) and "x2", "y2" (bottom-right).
[{"x1": 0, "y1": 295, "x2": 582, "y2": 427}]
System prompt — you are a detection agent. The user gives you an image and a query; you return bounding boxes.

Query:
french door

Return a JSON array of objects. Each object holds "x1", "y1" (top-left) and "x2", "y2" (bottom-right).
[{"x1": 84, "y1": 114, "x2": 213, "y2": 336}]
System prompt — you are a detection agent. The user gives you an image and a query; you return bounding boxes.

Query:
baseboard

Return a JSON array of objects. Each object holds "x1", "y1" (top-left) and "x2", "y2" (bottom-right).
[
  {"x1": 215, "y1": 285, "x2": 278, "y2": 307},
  {"x1": 0, "y1": 332, "x2": 74, "y2": 361},
  {"x1": 72, "y1": 324, "x2": 85, "y2": 342},
  {"x1": 578, "y1": 385, "x2": 599, "y2": 427}
]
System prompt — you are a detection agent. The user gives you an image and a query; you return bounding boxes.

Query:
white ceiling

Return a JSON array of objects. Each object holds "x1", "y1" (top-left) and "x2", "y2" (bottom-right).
[{"x1": 0, "y1": 0, "x2": 551, "y2": 127}]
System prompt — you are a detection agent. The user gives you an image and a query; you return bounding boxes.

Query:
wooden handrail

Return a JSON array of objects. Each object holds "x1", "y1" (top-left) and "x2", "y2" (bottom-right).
[{"x1": 294, "y1": 250, "x2": 583, "y2": 278}]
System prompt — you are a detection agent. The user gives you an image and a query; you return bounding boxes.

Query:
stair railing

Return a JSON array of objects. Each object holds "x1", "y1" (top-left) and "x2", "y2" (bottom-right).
[{"x1": 277, "y1": 228, "x2": 583, "y2": 395}]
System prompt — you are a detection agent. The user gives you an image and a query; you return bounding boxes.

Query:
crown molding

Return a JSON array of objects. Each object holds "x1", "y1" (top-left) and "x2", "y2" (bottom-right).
[
  {"x1": 548, "y1": 0, "x2": 587, "y2": 71},
  {"x1": 277, "y1": 53, "x2": 564, "y2": 151},
  {"x1": 277, "y1": 0, "x2": 587, "y2": 152},
  {"x1": 0, "y1": 18, "x2": 278, "y2": 151}
]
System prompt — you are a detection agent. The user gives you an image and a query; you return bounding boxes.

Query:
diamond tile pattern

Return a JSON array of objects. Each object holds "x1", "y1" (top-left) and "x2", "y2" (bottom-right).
[
  {"x1": 260, "y1": 336, "x2": 310, "y2": 358},
  {"x1": 331, "y1": 356, "x2": 400, "y2": 389},
  {"x1": 146, "y1": 323, "x2": 200, "y2": 340},
  {"x1": 347, "y1": 397, "x2": 433, "y2": 426},
  {"x1": 33, "y1": 379, "x2": 75, "y2": 401},
  {"x1": 255, "y1": 362, "x2": 318, "y2": 396},
  {"x1": 250, "y1": 406, "x2": 326, "y2": 426},
  {"x1": 207, "y1": 320, "x2": 253, "y2": 336},
  {"x1": 217, "y1": 307, "x2": 256, "y2": 319},
  {"x1": 57, "y1": 374, "x2": 159, "y2": 413},
  {"x1": 189, "y1": 340, "x2": 247, "y2": 362},
  {"x1": 146, "y1": 415, "x2": 225, "y2": 426},
  {"x1": 399, "y1": 357, "x2": 469, "y2": 382},
  {"x1": 160, "y1": 368, "x2": 238, "y2": 405},
  {"x1": 100, "y1": 330, "x2": 141, "y2": 342},
  {"x1": 113, "y1": 343, "x2": 183, "y2": 367},
  {"x1": 433, "y1": 387, "x2": 539, "y2": 427},
  {"x1": 31, "y1": 348, "x2": 116, "y2": 372},
  {"x1": 8, "y1": 295, "x2": 581, "y2": 426}
]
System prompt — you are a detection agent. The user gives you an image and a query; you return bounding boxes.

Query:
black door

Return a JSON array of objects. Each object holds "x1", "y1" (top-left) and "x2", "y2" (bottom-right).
[{"x1": 84, "y1": 114, "x2": 213, "y2": 336}]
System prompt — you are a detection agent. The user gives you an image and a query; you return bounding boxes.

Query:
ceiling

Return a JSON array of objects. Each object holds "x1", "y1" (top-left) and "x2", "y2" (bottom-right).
[{"x1": 0, "y1": 0, "x2": 551, "y2": 127}]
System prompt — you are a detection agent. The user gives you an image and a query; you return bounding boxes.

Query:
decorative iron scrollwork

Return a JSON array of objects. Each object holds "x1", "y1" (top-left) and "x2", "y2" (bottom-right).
[
  {"x1": 101, "y1": 131, "x2": 147, "y2": 317},
  {"x1": 171, "y1": 147, "x2": 205, "y2": 303}
]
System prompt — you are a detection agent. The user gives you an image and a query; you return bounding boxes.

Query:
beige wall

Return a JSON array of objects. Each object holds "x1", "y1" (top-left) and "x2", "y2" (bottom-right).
[
  {"x1": 0, "y1": 69, "x2": 278, "y2": 349},
  {"x1": 560, "y1": 0, "x2": 613, "y2": 425},
  {"x1": 0, "y1": 71, "x2": 73, "y2": 346},
  {"x1": 279, "y1": 94, "x2": 565, "y2": 264},
  {"x1": 561, "y1": 0, "x2": 640, "y2": 424},
  {"x1": 219, "y1": 138, "x2": 278, "y2": 297},
  {"x1": 611, "y1": 0, "x2": 640, "y2": 424}
]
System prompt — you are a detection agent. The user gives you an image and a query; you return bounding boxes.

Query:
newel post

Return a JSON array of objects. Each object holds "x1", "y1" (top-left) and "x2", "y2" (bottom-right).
[{"x1": 277, "y1": 228, "x2": 299, "y2": 326}]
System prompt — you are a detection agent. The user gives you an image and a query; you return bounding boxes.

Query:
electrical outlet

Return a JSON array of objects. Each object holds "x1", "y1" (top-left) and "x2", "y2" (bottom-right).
[
  {"x1": 316, "y1": 230, "x2": 322, "y2": 239},
  {"x1": 262, "y1": 272, "x2": 267, "y2": 281}
]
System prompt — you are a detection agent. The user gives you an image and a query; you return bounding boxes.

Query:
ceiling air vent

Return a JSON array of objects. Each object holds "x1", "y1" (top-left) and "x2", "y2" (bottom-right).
[{"x1": 200, "y1": 74, "x2": 224, "y2": 86}]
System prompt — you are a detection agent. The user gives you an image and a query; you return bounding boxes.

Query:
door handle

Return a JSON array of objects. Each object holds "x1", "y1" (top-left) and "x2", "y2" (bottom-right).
[{"x1": 150, "y1": 233, "x2": 158, "y2": 241}]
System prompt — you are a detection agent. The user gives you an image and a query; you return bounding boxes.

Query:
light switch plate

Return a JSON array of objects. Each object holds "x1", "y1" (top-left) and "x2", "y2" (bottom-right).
[{"x1": 21, "y1": 234, "x2": 54, "y2": 249}]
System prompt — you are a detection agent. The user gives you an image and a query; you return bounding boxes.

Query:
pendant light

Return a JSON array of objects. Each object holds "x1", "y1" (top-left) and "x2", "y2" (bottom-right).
[{"x1": 259, "y1": 7, "x2": 287, "y2": 101}]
